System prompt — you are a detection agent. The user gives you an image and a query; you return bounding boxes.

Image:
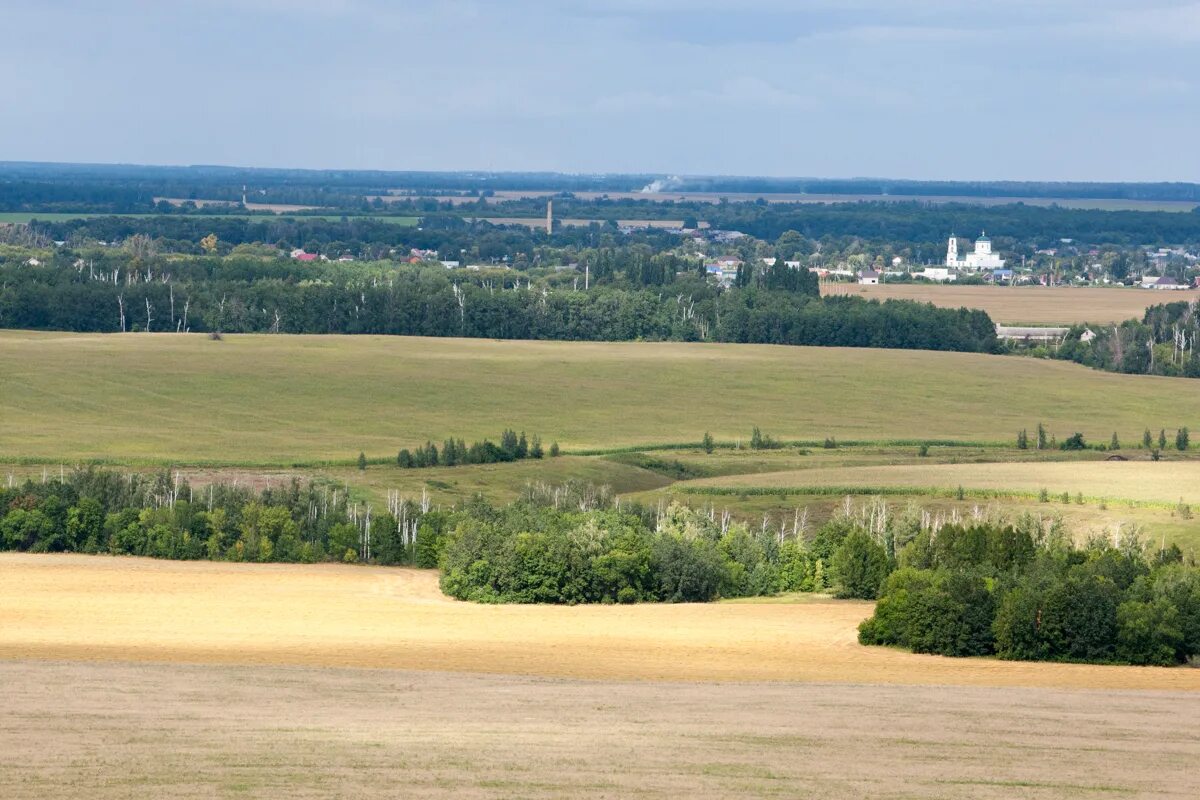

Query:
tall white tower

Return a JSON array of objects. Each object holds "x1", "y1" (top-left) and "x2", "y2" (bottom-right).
[
  {"x1": 546, "y1": 200, "x2": 553, "y2": 234},
  {"x1": 945, "y1": 235, "x2": 959, "y2": 267}
]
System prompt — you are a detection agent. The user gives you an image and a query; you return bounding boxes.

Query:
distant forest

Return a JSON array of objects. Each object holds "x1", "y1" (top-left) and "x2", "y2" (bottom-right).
[
  {"x1": 4, "y1": 161, "x2": 1200, "y2": 201},
  {"x1": 0, "y1": 256, "x2": 998, "y2": 353}
]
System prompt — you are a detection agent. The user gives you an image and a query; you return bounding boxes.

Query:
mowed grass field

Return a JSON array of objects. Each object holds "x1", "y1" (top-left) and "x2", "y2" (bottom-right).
[
  {"x1": 3, "y1": 331, "x2": 1198, "y2": 464},
  {"x1": 824, "y1": 283, "x2": 1172, "y2": 324}
]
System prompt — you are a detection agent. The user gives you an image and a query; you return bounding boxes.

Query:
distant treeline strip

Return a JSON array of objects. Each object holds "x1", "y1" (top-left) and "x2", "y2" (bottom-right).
[
  {"x1": 0, "y1": 270, "x2": 999, "y2": 356},
  {"x1": 567, "y1": 439, "x2": 1007, "y2": 456}
]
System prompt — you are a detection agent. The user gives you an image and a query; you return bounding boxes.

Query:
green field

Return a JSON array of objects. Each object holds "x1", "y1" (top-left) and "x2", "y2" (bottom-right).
[
  {"x1": 0, "y1": 212, "x2": 418, "y2": 225},
  {"x1": 2, "y1": 331, "x2": 1198, "y2": 464}
]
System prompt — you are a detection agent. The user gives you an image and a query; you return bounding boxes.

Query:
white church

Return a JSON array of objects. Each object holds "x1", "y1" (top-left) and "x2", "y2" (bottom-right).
[{"x1": 946, "y1": 232, "x2": 1005, "y2": 270}]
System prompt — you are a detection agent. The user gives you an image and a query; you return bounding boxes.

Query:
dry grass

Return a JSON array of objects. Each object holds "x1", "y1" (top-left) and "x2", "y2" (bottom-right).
[
  {"x1": 3, "y1": 659, "x2": 1199, "y2": 800},
  {"x1": 824, "y1": 283, "x2": 1172, "y2": 324},
  {"x1": 683, "y1": 460, "x2": 1200, "y2": 506},
  {"x1": 3, "y1": 331, "x2": 1197, "y2": 464},
  {"x1": 2, "y1": 553, "x2": 1197, "y2": 690}
]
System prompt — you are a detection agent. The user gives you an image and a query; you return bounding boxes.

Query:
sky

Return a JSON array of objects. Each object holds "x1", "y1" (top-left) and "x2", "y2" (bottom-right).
[{"x1": 2, "y1": 0, "x2": 1198, "y2": 181}]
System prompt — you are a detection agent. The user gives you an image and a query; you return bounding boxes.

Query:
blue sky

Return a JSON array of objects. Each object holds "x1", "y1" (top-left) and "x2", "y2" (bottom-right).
[{"x1": 2, "y1": 0, "x2": 1197, "y2": 180}]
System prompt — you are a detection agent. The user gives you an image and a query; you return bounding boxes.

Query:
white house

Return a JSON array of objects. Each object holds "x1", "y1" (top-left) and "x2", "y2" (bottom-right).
[
  {"x1": 914, "y1": 267, "x2": 957, "y2": 282},
  {"x1": 1146, "y1": 276, "x2": 1190, "y2": 291},
  {"x1": 946, "y1": 232, "x2": 1005, "y2": 270},
  {"x1": 858, "y1": 269, "x2": 880, "y2": 285}
]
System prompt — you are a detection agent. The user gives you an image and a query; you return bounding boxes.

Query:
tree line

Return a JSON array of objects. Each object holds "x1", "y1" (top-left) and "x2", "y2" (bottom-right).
[
  {"x1": 0, "y1": 468, "x2": 448, "y2": 567},
  {"x1": 0, "y1": 260, "x2": 999, "y2": 353},
  {"x1": 858, "y1": 522, "x2": 1200, "y2": 666},
  {"x1": 391, "y1": 429, "x2": 557, "y2": 469},
  {"x1": 1053, "y1": 301, "x2": 1200, "y2": 379}
]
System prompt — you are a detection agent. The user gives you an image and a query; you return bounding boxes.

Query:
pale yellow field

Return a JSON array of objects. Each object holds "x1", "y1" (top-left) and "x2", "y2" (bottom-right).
[
  {"x1": 2, "y1": 553, "x2": 1198, "y2": 690},
  {"x1": 825, "y1": 283, "x2": 1171, "y2": 324},
  {"x1": 684, "y1": 460, "x2": 1200, "y2": 506}
]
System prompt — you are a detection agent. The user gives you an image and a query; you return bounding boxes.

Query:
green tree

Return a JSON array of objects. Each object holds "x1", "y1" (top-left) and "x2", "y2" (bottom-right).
[
  {"x1": 702, "y1": 431, "x2": 714, "y2": 454},
  {"x1": 1176, "y1": 427, "x2": 1190, "y2": 451},
  {"x1": 357, "y1": 451, "x2": 367, "y2": 471},
  {"x1": 1159, "y1": 429, "x2": 1168, "y2": 450},
  {"x1": 1109, "y1": 432, "x2": 1120, "y2": 450},
  {"x1": 830, "y1": 530, "x2": 890, "y2": 600},
  {"x1": 1036, "y1": 423, "x2": 1047, "y2": 450},
  {"x1": 1143, "y1": 428, "x2": 1153, "y2": 448}
]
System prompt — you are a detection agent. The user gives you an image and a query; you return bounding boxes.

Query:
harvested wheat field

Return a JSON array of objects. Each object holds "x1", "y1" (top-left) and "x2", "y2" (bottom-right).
[
  {"x1": 3, "y1": 659, "x2": 1199, "y2": 800},
  {"x1": 4, "y1": 554, "x2": 1200, "y2": 799},
  {"x1": 2, "y1": 553, "x2": 1198, "y2": 690},
  {"x1": 824, "y1": 283, "x2": 1167, "y2": 324},
  {"x1": 684, "y1": 460, "x2": 1200, "y2": 506}
]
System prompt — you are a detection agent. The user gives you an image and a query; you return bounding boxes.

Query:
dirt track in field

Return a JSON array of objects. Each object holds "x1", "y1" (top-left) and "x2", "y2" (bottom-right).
[{"x1": 3, "y1": 553, "x2": 1198, "y2": 690}]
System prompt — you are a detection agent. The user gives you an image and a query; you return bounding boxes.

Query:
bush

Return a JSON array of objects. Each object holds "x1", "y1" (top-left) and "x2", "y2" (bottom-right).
[
  {"x1": 1060, "y1": 432, "x2": 1086, "y2": 451},
  {"x1": 858, "y1": 568, "x2": 994, "y2": 656}
]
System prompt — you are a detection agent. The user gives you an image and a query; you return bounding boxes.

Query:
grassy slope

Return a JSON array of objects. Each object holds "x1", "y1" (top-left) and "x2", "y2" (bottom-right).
[{"x1": 2, "y1": 330, "x2": 1198, "y2": 464}]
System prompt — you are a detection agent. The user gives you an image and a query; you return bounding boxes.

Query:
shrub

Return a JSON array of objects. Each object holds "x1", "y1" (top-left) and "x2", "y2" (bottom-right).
[{"x1": 1060, "y1": 432, "x2": 1086, "y2": 451}]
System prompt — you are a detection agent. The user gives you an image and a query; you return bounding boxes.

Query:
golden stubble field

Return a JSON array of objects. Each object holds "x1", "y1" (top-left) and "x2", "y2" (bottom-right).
[
  {"x1": 684, "y1": 460, "x2": 1200, "y2": 505},
  {"x1": 824, "y1": 283, "x2": 1171, "y2": 324},
  {"x1": 2, "y1": 554, "x2": 1200, "y2": 799},
  {"x1": 3, "y1": 553, "x2": 1198, "y2": 691}
]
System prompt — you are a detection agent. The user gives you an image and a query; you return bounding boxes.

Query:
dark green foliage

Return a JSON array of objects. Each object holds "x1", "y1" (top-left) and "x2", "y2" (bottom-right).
[
  {"x1": 1054, "y1": 303, "x2": 1200, "y2": 379},
  {"x1": 549, "y1": 441, "x2": 560, "y2": 457},
  {"x1": 830, "y1": 531, "x2": 889, "y2": 599},
  {"x1": 356, "y1": 451, "x2": 367, "y2": 471},
  {"x1": 1060, "y1": 432, "x2": 1086, "y2": 451},
  {"x1": 1143, "y1": 428, "x2": 1153, "y2": 448},
  {"x1": 1036, "y1": 423, "x2": 1047, "y2": 450},
  {"x1": 0, "y1": 254, "x2": 1002, "y2": 354},
  {"x1": 1176, "y1": 427, "x2": 1190, "y2": 451},
  {"x1": 862, "y1": 520, "x2": 1200, "y2": 666},
  {"x1": 395, "y1": 430, "x2": 546, "y2": 469},
  {"x1": 749, "y1": 426, "x2": 780, "y2": 450},
  {"x1": 702, "y1": 432, "x2": 715, "y2": 454},
  {"x1": 438, "y1": 502, "x2": 859, "y2": 605},
  {"x1": 0, "y1": 468, "x2": 439, "y2": 568},
  {"x1": 1159, "y1": 429, "x2": 1168, "y2": 450},
  {"x1": 858, "y1": 568, "x2": 995, "y2": 657},
  {"x1": 1016, "y1": 429, "x2": 1028, "y2": 450}
]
